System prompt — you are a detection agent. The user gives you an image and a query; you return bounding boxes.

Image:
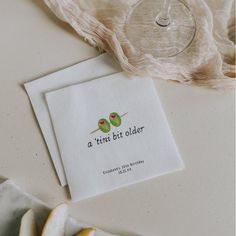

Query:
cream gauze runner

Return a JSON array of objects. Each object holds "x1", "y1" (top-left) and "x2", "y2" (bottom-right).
[{"x1": 44, "y1": 0, "x2": 235, "y2": 89}]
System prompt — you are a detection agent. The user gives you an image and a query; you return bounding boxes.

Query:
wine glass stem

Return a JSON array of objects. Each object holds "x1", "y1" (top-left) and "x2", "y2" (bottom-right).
[{"x1": 155, "y1": 0, "x2": 172, "y2": 27}]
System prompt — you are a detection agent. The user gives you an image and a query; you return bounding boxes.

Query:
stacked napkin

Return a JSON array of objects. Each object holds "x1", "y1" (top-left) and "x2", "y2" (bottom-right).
[
  {"x1": 25, "y1": 54, "x2": 184, "y2": 202},
  {"x1": 25, "y1": 54, "x2": 120, "y2": 187}
]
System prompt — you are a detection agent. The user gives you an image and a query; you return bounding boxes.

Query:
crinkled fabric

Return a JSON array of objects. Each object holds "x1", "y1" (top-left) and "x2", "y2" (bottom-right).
[{"x1": 44, "y1": 0, "x2": 235, "y2": 89}]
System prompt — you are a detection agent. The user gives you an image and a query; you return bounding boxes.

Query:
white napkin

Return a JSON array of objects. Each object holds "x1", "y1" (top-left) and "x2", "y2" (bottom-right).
[
  {"x1": 24, "y1": 54, "x2": 121, "y2": 186},
  {"x1": 0, "y1": 178, "x2": 120, "y2": 236},
  {"x1": 46, "y1": 72, "x2": 184, "y2": 202}
]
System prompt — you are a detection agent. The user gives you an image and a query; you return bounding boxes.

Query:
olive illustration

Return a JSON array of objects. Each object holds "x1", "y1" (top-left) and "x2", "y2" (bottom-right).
[
  {"x1": 98, "y1": 118, "x2": 110, "y2": 133},
  {"x1": 109, "y1": 112, "x2": 121, "y2": 127}
]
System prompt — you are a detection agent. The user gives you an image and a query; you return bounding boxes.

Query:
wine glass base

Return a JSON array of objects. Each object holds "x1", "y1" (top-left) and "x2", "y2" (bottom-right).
[{"x1": 125, "y1": 0, "x2": 196, "y2": 58}]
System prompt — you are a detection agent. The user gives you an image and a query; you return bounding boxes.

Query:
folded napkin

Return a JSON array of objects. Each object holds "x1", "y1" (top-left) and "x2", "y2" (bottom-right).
[
  {"x1": 44, "y1": 0, "x2": 235, "y2": 89},
  {"x1": 45, "y1": 72, "x2": 184, "y2": 201},
  {"x1": 0, "y1": 179, "x2": 119, "y2": 236}
]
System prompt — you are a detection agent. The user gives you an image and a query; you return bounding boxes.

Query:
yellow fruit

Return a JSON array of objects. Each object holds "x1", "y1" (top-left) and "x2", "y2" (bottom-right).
[
  {"x1": 75, "y1": 227, "x2": 96, "y2": 236},
  {"x1": 41, "y1": 203, "x2": 68, "y2": 236},
  {"x1": 19, "y1": 209, "x2": 37, "y2": 236}
]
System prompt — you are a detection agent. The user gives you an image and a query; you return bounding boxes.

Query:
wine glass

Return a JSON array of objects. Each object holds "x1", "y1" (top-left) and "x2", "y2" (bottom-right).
[{"x1": 125, "y1": 0, "x2": 196, "y2": 58}]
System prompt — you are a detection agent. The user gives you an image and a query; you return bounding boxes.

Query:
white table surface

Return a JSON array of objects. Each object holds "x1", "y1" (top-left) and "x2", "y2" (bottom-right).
[{"x1": 0, "y1": 1, "x2": 234, "y2": 236}]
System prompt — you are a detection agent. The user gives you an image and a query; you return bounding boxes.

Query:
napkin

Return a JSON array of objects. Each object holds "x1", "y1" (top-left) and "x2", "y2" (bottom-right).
[
  {"x1": 0, "y1": 178, "x2": 120, "y2": 236},
  {"x1": 25, "y1": 54, "x2": 121, "y2": 186},
  {"x1": 46, "y1": 72, "x2": 184, "y2": 202},
  {"x1": 44, "y1": 0, "x2": 235, "y2": 89}
]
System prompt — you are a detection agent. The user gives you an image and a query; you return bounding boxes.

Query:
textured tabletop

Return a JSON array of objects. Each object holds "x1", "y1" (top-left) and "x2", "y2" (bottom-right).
[{"x1": 0, "y1": 1, "x2": 234, "y2": 236}]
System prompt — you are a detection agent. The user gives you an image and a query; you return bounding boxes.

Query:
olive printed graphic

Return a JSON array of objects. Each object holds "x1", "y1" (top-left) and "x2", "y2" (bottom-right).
[
  {"x1": 98, "y1": 118, "x2": 110, "y2": 133},
  {"x1": 90, "y1": 112, "x2": 128, "y2": 134},
  {"x1": 109, "y1": 112, "x2": 121, "y2": 127}
]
